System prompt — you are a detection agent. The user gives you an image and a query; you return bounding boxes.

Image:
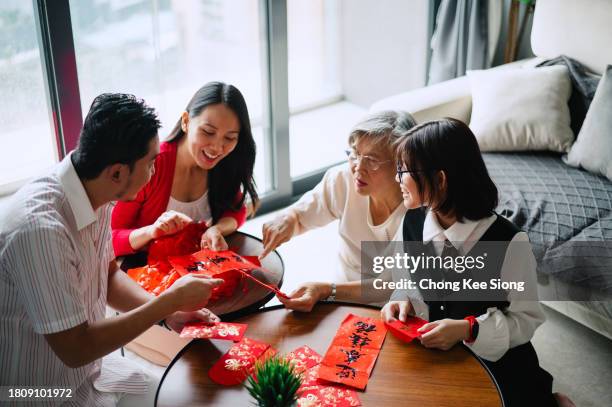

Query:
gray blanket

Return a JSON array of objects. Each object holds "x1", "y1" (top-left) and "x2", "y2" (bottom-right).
[
  {"x1": 484, "y1": 152, "x2": 612, "y2": 297},
  {"x1": 538, "y1": 55, "x2": 601, "y2": 135}
]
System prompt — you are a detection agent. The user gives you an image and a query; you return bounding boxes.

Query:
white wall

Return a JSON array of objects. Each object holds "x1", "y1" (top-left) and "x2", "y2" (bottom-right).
[{"x1": 340, "y1": 0, "x2": 430, "y2": 108}]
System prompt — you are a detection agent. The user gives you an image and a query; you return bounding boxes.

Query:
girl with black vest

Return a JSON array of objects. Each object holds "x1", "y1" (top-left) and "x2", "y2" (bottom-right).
[{"x1": 381, "y1": 118, "x2": 574, "y2": 407}]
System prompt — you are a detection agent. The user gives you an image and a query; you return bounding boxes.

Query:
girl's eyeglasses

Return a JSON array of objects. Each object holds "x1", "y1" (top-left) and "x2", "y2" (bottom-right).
[
  {"x1": 396, "y1": 163, "x2": 432, "y2": 183},
  {"x1": 345, "y1": 150, "x2": 390, "y2": 171}
]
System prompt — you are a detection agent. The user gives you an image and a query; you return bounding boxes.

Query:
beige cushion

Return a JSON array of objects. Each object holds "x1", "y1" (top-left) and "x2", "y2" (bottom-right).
[
  {"x1": 468, "y1": 66, "x2": 574, "y2": 152},
  {"x1": 565, "y1": 65, "x2": 612, "y2": 180}
]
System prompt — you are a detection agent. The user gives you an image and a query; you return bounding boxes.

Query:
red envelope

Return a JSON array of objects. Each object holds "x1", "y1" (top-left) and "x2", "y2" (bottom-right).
[
  {"x1": 317, "y1": 314, "x2": 387, "y2": 390},
  {"x1": 284, "y1": 345, "x2": 322, "y2": 374},
  {"x1": 384, "y1": 317, "x2": 429, "y2": 343},
  {"x1": 298, "y1": 365, "x2": 361, "y2": 406},
  {"x1": 179, "y1": 322, "x2": 248, "y2": 341},
  {"x1": 208, "y1": 338, "x2": 276, "y2": 386}
]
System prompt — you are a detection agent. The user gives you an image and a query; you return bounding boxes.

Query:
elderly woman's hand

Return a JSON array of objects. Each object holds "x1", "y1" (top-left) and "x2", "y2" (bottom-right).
[
  {"x1": 278, "y1": 282, "x2": 332, "y2": 312},
  {"x1": 260, "y1": 211, "x2": 299, "y2": 259}
]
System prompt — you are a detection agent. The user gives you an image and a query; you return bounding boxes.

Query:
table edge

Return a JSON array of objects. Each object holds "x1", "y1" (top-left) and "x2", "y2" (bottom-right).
[{"x1": 154, "y1": 302, "x2": 504, "y2": 407}]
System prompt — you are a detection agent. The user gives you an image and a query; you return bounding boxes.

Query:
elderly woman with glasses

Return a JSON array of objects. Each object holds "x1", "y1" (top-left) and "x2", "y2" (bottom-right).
[{"x1": 259, "y1": 110, "x2": 417, "y2": 311}]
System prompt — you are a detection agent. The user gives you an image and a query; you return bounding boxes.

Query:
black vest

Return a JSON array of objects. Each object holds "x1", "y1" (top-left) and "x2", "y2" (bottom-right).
[{"x1": 402, "y1": 209, "x2": 519, "y2": 321}]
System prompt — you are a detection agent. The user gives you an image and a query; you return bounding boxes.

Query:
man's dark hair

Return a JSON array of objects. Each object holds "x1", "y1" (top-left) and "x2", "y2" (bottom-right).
[
  {"x1": 395, "y1": 118, "x2": 498, "y2": 221},
  {"x1": 72, "y1": 93, "x2": 161, "y2": 180}
]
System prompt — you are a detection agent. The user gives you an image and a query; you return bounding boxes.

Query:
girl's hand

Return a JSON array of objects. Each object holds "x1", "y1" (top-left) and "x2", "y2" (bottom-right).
[
  {"x1": 278, "y1": 282, "x2": 332, "y2": 312},
  {"x1": 201, "y1": 226, "x2": 229, "y2": 251},
  {"x1": 149, "y1": 210, "x2": 192, "y2": 239},
  {"x1": 418, "y1": 319, "x2": 470, "y2": 350},
  {"x1": 380, "y1": 301, "x2": 413, "y2": 323}
]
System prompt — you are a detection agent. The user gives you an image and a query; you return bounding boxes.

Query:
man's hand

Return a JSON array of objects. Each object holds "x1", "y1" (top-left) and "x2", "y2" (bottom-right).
[
  {"x1": 162, "y1": 274, "x2": 224, "y2": 312},
  {"x1": 380, "y1": 300, "x2": 413, "y2": 323},
  {"x1": 201, "y1": 226, "x2": 229, "y2": 251},
  {"x1": 260, "y1": 212, "x2": 298, "y2": 259},
  {"x1": 278, "y1": 282, "x2": 331, "y2": 312},
  {"x1": 149, "y1": 210, "x2": 192, "y2": 239},
  {"x1": 418, "y1": 319, "x2": 470, "y2": 350},
  {"x1": 165, "y1": 308, "x2": 220, "y2": 333}
]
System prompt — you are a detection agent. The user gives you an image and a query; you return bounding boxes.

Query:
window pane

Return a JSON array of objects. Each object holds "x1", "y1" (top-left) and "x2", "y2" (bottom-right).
[
  {"x1": 287, "y1": 0, "x2": 366, "y2": 178},
  {"x1": 69, "y1": 0, "x2": 271, "y2": 192},
  {"x1": 0, "y1": 1, "x2": 57, "y2": 192}
]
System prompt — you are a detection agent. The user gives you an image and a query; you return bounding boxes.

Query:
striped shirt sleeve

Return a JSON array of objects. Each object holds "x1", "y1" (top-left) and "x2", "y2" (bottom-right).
[{"x1": 8, "y1": 224, "x2": 87, "y2": 334}]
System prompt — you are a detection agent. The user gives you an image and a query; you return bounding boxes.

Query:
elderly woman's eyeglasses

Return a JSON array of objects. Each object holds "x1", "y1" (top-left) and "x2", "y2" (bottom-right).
[{"x1": 345, "y1": 150, "x2": 390, "y2": 171}]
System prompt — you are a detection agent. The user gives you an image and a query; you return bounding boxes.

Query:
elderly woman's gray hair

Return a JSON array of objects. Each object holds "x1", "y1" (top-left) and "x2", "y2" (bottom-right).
[{"x1": 348, "y1": 110, "x2": 416, "y2": 158}]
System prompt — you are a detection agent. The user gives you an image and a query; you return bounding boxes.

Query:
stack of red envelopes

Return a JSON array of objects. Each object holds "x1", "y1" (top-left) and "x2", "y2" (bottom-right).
[{"x1": 283, "y1": 345, "x2": 361, "y2": 407}]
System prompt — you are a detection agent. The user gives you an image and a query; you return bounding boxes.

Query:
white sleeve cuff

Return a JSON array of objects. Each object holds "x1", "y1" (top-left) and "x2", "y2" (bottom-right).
[{"x1": 464, "y1": 307, "x2": 510, "y2": 362}]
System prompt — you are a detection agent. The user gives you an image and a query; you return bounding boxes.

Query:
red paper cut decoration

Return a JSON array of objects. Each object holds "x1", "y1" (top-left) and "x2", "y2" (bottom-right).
[
  {"x1": 208, "y1": 338, "x2": 276, "y2": 386},
  {"x1": 317, "y1": 314, "x2": 387, "y2": 390},
  {"x1": 384, "y1": 317, "x2": 429, "y2": 343},
  {"x1": 179, "y1": 322, "x2": 248, "y2": 342},
  {"x1": 127, "y1": 223, "x2": 279, "y2": 300}
]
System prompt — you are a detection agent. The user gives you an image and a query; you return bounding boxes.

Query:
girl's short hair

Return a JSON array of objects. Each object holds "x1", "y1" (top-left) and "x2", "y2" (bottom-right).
[
  {"x1": 395, "y1": 118, "x2": 498, "y2": 221},
  {"x1": 348, "y1": 110, "x2": 416, "y2": 158}
]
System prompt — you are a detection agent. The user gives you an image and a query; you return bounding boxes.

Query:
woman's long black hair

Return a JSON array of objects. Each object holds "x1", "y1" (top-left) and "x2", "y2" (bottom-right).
[{"x1": 167, "y1": 82, "x2": 259, "y2": 222}]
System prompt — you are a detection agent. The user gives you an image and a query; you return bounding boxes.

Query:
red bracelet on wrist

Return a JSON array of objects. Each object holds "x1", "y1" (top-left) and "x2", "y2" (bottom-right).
[{"x1": 464, "y1": 315, "x2": 477, "y2": 343}]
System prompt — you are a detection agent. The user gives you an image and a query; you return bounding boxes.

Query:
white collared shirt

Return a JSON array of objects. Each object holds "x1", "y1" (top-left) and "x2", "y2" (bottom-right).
[
  {"x1": 0, "y1": 154, "x2": 146, "y2": 406},
  {"x1": 393, "y1": 210, "x2": 545, "y2": 362}
]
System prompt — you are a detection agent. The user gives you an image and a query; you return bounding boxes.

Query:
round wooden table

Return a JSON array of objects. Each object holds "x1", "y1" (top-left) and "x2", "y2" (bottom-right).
[{"x1": 156, "y1": 303, "x2": 503, "y2": 406}]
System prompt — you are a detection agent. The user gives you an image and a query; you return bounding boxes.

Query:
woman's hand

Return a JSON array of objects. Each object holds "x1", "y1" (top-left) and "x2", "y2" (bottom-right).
[
  {"x1": 381, "y1": 301, "x2": 413, "y2": 323},
  {"x1": 418, "y1": 319, "x2": 470, "y2": 350},
  {"x1": 201, "y1": 225, "x2": 229, "y2": 251},
  {"x1": 164, "y1": 308, "x2": 220, "y2": 333},
  {"x1": 149, "y1": 210, "x2": 192, "y2": 239},
  {"x1": 260, "y1": 212, "x2": 298, "y2": 259},
  {"x1": 278, "y1": 282, "x2": 332, "y2": 312}
]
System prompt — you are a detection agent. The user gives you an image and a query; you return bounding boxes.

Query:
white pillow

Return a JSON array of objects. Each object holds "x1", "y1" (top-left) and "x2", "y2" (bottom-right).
[
  {"x1": 564, "y1": 65, "x2": 612, "y2": 180},
  {"x1": 468, "y1": 65, "x2": 574, "y2": 152}
]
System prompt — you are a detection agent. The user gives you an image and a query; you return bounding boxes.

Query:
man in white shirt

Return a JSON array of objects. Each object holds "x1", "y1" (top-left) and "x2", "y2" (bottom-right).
[{"x1": 0, "y1": 93, "x2": 223, "y2": 406}]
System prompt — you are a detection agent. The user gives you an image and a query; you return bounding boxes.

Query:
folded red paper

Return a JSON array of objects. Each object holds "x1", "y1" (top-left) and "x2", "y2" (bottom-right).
[
  {"x1": 384, "y1": 317, "x2": 429, "y2": 343},
  {"x1": 208, "y1": 338, "x2": 276, "y2": 386},
  {"x1": 317, "y1": 314, "x2": 387, "y2": 390},
  {"x1": 179, "y1": 322, "x2": 248, "y2": 341}
]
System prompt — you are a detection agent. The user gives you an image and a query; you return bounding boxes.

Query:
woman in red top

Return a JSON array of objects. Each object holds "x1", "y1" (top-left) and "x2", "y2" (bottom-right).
[{"x1": 112, "y1": 82, "x2": 259, "y2": 256}]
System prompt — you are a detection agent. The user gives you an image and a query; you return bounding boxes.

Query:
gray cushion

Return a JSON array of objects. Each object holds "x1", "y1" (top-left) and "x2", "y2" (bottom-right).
[{"x1": 565, "y1": 65, "x2": 612, "y2": 181}]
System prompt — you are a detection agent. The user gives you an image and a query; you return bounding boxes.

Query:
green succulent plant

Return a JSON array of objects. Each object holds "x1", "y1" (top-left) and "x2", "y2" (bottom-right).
[{"x1": 245, "y1": 356, "x2": 302, "y2": 407}]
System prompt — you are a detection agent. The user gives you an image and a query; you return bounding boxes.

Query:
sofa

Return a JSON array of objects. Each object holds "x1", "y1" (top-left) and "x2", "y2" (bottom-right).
[{"x1": 370, "y1": 0, "x2": 612, "y2": 339}]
